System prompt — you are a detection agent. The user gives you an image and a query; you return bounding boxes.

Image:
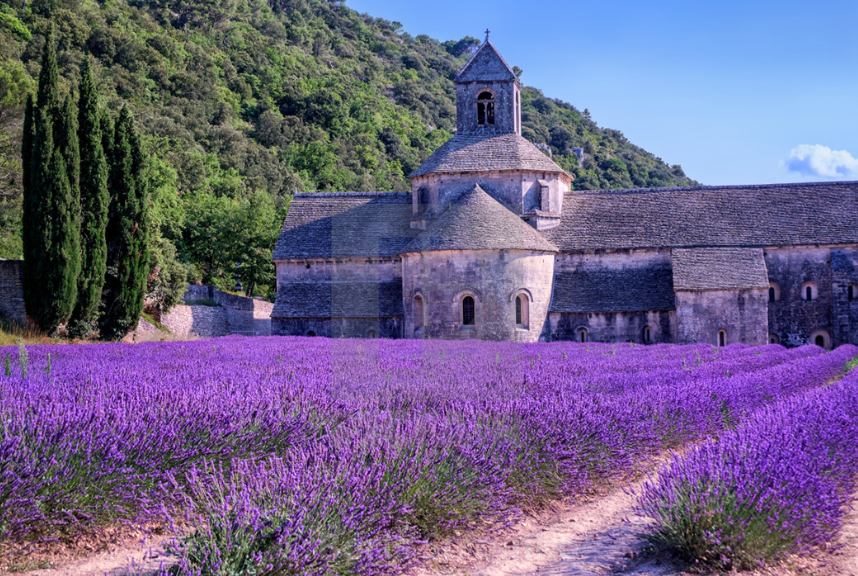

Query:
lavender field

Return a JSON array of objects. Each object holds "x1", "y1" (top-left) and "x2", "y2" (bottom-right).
[{"x1": 0, "y1": 338, "x2": 856, "y2": 575}]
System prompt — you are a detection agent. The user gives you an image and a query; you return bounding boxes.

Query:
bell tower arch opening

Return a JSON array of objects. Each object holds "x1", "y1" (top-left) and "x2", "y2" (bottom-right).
[{"x1": 454, "y1": 38, "x2": 521, "y2": 136}]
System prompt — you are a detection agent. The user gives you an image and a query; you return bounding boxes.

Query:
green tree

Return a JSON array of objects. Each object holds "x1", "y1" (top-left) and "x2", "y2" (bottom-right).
[
  {"x1": 100, "y1": 107, "x2": 148, "y2": 341},
  {"x1": 22, "y1": 24, "x2": 80, "y2": 332},
  {"x1": 68, "y1": 58, "x2": 109, "y2": 337}
]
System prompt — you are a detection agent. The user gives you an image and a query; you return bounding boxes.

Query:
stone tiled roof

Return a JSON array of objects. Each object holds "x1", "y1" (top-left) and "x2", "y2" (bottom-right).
[
  {"x1": 409, "y1": 133, "x2": 568, "y2": 178},
  {"x1": 551, "y1": 266, "x2": 676, "y2": 313},
  {"x1": 671, "y1": 248, "x2": 769, "y2": 291},
  {"x1": 403, "y1": 185, "x2": 558, "y2": 253},
  {"x1": 455, "y1": 40, "x2": 517, "y2": 83},
  {"x1": 273, "y1": 192, "x2": 417, "y2": 260},
  {"x1": 543, "y1": 182, "x2": 858, "y2": 251},
  {"x1": 271, "y1": 282, "x2": 403, "y2": 318}
]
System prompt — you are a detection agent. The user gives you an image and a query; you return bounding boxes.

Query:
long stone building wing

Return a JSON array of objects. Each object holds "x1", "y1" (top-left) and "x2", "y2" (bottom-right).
[{"x1": 271, "y1": 38, "x2": 858, "y2": 348}]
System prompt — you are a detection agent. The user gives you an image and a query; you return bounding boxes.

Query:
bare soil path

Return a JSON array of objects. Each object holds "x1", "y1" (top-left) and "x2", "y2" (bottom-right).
[
  {"x1": 8, "y1": 534, "x2": 173, "y2": 576},
  {"x1": 6, "y1": 483, "x2": 856, "y2": 576},
  {"x1": 410, "y1": 478, "x2": 858, "y2": 576}
]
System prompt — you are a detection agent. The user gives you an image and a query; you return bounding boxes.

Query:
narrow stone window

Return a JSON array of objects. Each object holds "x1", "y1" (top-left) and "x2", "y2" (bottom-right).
[
  {"x1": 578, "y1": 327, "x2": 587, "y2": 343},
  {"x1": 367, "y1": 329, "x2": 377, "y2": 339},
  {"x1": 306, "y1": 330, "x2": 316, "y2": 337},
  {"x1": 514, "y1": 294, "x2": 529, "y2": 329},
  {"x1": 718, "y1": 329, "x2": 727, "y2": 347},
  {"x1": 769, "y1": 282, "x2": 780, "y2": 302},
  {"x1": 802, "y1": 281, "x2": 818, "y2": 301},
  {"x1": 477, "y1": 91, "x2": 494, "y2": 125},
  {"x1": 769, "y1": 333, "x2": 779, "y2": 345},
  {"x1": 643, "y1": 326, "x2": 652, "y2": 344},
  {"x1": 806, "y1": 286, "x2": 812, "y2": 301},
  {"x1": 413, "y1": 295, "x2": 424, "y2": 330},
  {"x1": 849, "y1": 284, "x2": 855, "y2": 302},
  {"x1": 810, "y1": 330, "x2": 831, "y2": 349},
  {"x1": 462, "y1": 296, "x2": 475, "y2": 326}
]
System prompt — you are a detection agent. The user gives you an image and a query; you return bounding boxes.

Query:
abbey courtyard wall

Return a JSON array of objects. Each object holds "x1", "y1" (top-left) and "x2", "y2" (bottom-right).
[{"x1": 0, "y1": 260, "x2": 25, "y2": 325}]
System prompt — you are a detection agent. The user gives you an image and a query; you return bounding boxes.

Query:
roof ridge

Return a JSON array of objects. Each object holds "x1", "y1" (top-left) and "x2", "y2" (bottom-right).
[
  {"x1": 293, "y1": 192, "x2": 410, "y2": 198},
  {"x1": 567, "y1": 180, "x2": 858, "y2": 196},
  {"x1": 455, "y1": 39, "x2": 517, "y2": 83}
]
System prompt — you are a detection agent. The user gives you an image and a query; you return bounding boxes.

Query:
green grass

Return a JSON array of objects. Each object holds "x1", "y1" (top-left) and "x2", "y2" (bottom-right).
[
  {"x1": 0, "y1": 317, "x2": 53, "y2": 346},
  {"x1": 141, "y1": 312, "x2": 171, "y2": 333}
]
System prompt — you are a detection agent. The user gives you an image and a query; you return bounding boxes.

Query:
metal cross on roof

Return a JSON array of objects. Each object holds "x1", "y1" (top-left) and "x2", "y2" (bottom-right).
[{"x1": 485, "y1": 28, "x2": 490, "y2": 40}]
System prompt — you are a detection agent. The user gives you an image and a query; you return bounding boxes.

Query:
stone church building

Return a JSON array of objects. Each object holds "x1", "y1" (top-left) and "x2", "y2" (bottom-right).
[{"x1": 272, "y1": 39, "x2": 858, "y2": 348}]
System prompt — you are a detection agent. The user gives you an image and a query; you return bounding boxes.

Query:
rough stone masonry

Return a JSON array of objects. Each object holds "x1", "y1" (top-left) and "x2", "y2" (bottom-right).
[{"x1": 271, "y1": 37, "x2": 858, "y2": 349}]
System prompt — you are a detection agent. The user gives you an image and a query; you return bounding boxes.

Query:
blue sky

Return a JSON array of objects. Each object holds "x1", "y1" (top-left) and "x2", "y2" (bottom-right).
[{"x1": 346, "y1": 0, "x2": 858, "y2": 186}]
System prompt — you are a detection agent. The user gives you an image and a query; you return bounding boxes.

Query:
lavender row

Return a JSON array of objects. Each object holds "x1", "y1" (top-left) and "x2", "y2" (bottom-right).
[
  {"x1": 0, "y1": 339, "x2": 854, "y2": 574},
  {"x1": 637, "y1": 367, "x2": 858, "y2": 570}
]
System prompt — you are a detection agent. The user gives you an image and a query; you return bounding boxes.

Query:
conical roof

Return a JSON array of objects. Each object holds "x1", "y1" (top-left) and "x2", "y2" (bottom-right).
[
  {"x1": 402, "y1": 185, "x2": 559, "y2": 254},
  {"x1": 456, "y1": 40, "x2": 517, "y2": 83},
  {"x1": 409, "y1": 132, "x2": 569, "y2": 178}
]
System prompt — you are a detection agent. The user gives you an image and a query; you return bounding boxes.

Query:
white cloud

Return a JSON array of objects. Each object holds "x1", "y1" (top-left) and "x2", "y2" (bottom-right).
[{"x1": 784, "y1": 144, "x2": 858, "y2": 179}]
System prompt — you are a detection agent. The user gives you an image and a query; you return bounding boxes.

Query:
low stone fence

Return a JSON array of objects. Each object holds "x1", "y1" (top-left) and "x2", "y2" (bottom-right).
[
  {"x1": 0, "y1": 260, "x2": 26, "y2": 325},
  {"x1": 159, "y1": 286, "x2": 273, "y2": 338}
]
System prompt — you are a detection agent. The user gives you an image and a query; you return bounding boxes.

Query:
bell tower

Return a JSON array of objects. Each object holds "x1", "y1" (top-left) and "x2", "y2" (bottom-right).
[{"x1": 455, "y1": 32, "x2": 521, "y2": 136}]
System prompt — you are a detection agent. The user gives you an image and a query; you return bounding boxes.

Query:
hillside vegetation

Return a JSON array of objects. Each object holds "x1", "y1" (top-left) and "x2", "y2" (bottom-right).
[{"x1": 0, "y1": 0, "x2": 698, "y2": 294}]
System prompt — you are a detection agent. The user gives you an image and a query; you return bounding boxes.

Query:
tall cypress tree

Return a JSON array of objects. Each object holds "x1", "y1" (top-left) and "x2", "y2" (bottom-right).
[
  {"x1": 21, "y1": 94, "x2": 38, "y2": 323},
  {"x1": 21, "y1": 24, "x2": 81, "y2": 333},
  {"x1": 101, "y1": 107, "x2": 148, "y2": 341},
  {"x1": 68, "y1": 59, "x2": 108, "y2": 337},
  {"x1": 22, "y1": 25, "x2": 61, "y2": 328},
  {"x1": 45, "y1": 95, "x2": 81, "y2": 329}
]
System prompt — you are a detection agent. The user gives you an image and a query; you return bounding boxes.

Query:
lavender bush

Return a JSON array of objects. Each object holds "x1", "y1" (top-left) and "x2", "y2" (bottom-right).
[
  {"x1": 0, "y1": 338, "x2": 854, "y2": 574},
  {"x1": 637, "y1": 366, "x2": 858, "y2": 570}
]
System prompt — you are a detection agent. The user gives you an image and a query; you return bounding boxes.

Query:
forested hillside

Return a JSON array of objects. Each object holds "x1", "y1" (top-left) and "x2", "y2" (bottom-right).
[{"x1": 0, "y1": 0, "x2": 697, "y2": 297}]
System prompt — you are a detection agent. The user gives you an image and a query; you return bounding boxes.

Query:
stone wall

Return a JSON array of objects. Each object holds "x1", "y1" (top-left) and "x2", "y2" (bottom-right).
[
  {"x1": 271, "y1": 317, "x2": 402, "y2": 339},
  {"x1": 161, "y1": 304, "x2": 229, "y2": 338},
  {"x1": 159, "y1": 287, "x2": 273, "y2": 338},
  {"x1": 766, "y1": 247, "x2": 844, "y2": 347},
  {"x1": 456, "y1": 79, "x2": 519, "y2": 135},
  {"x1": 401, "y1": 249, "x2": 555, "y2": 342},
  {"x1": 675, "y1": 289, "x2": 769, "y2": 346},
  {"x1": 0, "y1": 260, "x2": 26, "y2": 325},
  {"x1": 549, "y1": 311, "x2": 675, "y2": 344},
  {"x1": 410, "y1": 170, "x2": 568, "y2": 222}
]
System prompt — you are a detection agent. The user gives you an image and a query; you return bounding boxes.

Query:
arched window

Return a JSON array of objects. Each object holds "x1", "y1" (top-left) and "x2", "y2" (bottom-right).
[
  {"x1": 810, "y1": 330, "x2": 831, "y2": 349},
  {"x1": 367, "y1": 329, "x2": 377, "y2": 339},
  {"x1": 849, "y1": 283, "x2": 856, "y2": 302},
  {"x1": 477, "y1": 91, "x2": 494, "y2": 125},
  {"x1": 802, "y1": 282, "x2": 818, "y2": 301},
  {"x1": 768, "y1": 282, "x2": 780, "y2": 302},
  {"x1": 514, "y1": 294, "x2": 529, "y2": 329},
  {"x1": 462, "y1": 296, "x2": 475, "y2": 326},
  {"x1": 577, "y1": 327, "x2": 588, "y2": 343},
  {"x1": 769, "y1": 333, "x2": 780, "y2": 345},
  {"x1": 413, "y1": 295, "x2": 424, "y2": 331},
  {"x1": 718, "y1": 329, "x2": 727, "y2": 347},
  {"x1": 306, "y1": 330, "x2": 316, "y2": 337},
  {"x1": 643, "y1": 326, "x2": 652, "y2": 344}
]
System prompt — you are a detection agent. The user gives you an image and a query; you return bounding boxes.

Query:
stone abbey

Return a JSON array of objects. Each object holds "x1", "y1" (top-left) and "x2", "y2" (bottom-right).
[{"x1": 271, "y1": 39, "x2": 858, "y2": 348}]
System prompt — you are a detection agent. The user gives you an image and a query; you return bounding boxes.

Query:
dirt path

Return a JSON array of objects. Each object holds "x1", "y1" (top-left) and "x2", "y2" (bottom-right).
[
  {"x1": 408, "y1": 474, "x2": 675, "y2": 576},
  {"x1": 410, "y1": 478, "x2": 858, "y2": 576},
  {"x1": 10, "y1": 534, "x2": 174, "y2": 576},
  {"x1": 7, "y1": 486, "x2": 857, "y2": 576}
]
